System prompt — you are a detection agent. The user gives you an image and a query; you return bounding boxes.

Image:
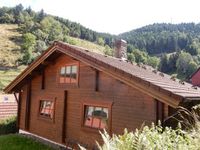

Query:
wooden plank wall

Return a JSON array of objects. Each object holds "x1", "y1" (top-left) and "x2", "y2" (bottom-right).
[{"x1": 18, "y1": 54, "x2": 157, "y2": 148}]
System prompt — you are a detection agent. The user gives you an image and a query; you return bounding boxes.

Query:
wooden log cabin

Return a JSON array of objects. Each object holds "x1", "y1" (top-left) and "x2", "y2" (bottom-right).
[{"x1": 4, "y1": 40, "x2": 200, "y2": 149}]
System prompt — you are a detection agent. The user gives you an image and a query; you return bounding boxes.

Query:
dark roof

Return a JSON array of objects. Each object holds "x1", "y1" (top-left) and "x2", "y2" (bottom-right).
[{"x1": 4, "y1": 41, "x2": 200, "y2": 107}]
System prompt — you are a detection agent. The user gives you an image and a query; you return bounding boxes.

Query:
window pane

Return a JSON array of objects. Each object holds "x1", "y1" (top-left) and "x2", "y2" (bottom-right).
[
  {"x1": 102, "y1": 108, "x2": 108, "y2": 118},
  {"x1": 71, "y1": 65, "x2": 77, "y2": 83},
  {"x1": 40, "y1": 101, "x2": 54, "y2": 119},
  {"x1": 60, "y1": 67, "x2": 66, "y2": 76},
  {"x1": 66, "y1": 66, "x2": 71, "y2": 74},
  {"x1": 59, "y1": 65, "x2": 78, "y2": 84},
  {"x1": 101, "y1": 108, "x2": 108, "y2": 129},
  {"x1": 86, "y1": 106, "x2": 94, "y2": 116},
  {"x1": 84, "y1": 105, "x2": 108, "y2": 129},
  {"x1": 71, "y1": 65, "x2": 77, "y2": 74},
  {"x1": 60, "y1": 67, "x2": 66, "y2": 83},
  {"x1": 65, "y1": 66, "x2": 71, "y2": 83},
  {"x1": 92, "y1": 117, "x2": 101, "y2": 128},
  {"x1": 84, "y1": 106, "x2": 94, "y2": 127},
  {"x1": 93, "y1": 107, "x2": 106, "y2": 117}
]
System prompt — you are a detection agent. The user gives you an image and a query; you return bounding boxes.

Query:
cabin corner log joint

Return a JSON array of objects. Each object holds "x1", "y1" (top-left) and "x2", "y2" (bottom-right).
[{"x1": 4, "y1": 41, "x2": 200, "y2": 148}]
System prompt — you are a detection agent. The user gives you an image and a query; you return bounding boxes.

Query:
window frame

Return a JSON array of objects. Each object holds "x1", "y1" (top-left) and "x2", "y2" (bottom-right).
[
  {"x1": 58, "y1": 62, "x2": 79, "y2": 85},
  {"x1": 38, "y1": 99, "x2": 55, "y2": 122},
  {"x1": 81, "y1": 100, "x2": 113, "y2": 134}
]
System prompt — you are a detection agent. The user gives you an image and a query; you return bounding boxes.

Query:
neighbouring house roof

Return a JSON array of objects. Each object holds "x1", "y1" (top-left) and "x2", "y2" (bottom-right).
[
  {"x1": 4, "y1": 41, "x2": 200, "y2": 108},
  {"x1": 188, "y1": 67, "x2": 200, "y2": 79}
]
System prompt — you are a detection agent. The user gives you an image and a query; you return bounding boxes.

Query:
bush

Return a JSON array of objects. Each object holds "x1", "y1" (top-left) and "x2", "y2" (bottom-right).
[
  {"x1": 0, "y1": 116, "x2": 17, "y2": 135},
  {"x1": 94, "y1": 124, "x2": 197, "y2": 150}
]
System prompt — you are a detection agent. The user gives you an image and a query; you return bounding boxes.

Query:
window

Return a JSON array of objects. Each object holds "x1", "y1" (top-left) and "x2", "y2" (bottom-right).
[
  {"x1": 39, "y1": 100, "x2": 54, "y2": 119},
  {"x1": 59, "y1": 64, "x2": 78, "y2": 84},
  {"x1": 84, "y1": 105, "x2": 108, "y2": 129}
]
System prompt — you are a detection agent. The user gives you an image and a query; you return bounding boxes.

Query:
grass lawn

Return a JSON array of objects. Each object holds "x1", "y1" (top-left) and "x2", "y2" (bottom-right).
[
  {"x1": 0, "y1": 66, "x2": 26, "y2": 91},
  {"x1": 0, "y1": 134, "x2": 55, "y2": 150}
]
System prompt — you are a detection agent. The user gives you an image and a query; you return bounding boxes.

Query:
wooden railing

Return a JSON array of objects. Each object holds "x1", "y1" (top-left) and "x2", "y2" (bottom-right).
[{"x1": 0, "y1": 102, "x2": 17, "y2": 119}]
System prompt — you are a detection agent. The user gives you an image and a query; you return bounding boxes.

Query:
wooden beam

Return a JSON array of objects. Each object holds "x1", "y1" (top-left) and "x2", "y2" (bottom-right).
[
  {"x1": 16, "y1": 91, "x2": 22, "y2": 132},
  {"x1": 156, "y1": 100, "x2": 164, "y2": 124},
  {"x1": 25, "y1": 79, "x2": 31, "y2": 131},
  {"x1": 41, "y1": 61, "x2": 51, "y2": 66},
  {"x1": 14, "y1": 92, "x2": 19, "y2": 104},
  {"x1": 95, "y1": 70, "x2": 99, "y2": 92},
  {"x1": 41, "y1": 69, "x2": 45, "y2": 90},
  {"x1": 62, "y1": 90, "x2": 68, "y2": 143}
]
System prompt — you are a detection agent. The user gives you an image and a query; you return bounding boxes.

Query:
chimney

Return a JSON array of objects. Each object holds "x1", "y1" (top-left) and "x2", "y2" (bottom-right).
[{"x1": 114, "y1": 39, "x2": 127, "y2": 60}]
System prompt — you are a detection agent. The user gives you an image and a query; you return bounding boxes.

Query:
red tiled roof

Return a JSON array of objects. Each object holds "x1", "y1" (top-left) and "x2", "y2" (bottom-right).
[
  {"x1": 4, "y1": 41, "x2": 200, "y2": 107},
  {"x1": 188, "y1": 67, "x2": 200, "y2": 79},
  {"x1": 0, "y1": 102, "x2": 17, "y2": 119}
]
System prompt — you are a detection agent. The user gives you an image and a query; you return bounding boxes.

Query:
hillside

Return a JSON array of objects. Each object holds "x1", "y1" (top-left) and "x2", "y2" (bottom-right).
[
  {"x1": 119, "y1": 23, "x2": 200, "y2": 55},
  {"x1": 1, "y1": 4, "x2": 200, "y2": 89},
  {"x1": 0, "y1": 24, "x2": 22, "y2": 67},
  {"x1": 0, "y1": 24, "x2": 110, "y2": 67},
  {"x1": 0, "y1": 24, "x2": 112, "y2": 91}
]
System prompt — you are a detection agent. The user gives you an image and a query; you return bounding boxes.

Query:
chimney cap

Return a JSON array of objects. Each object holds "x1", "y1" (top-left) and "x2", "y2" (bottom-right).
[
  {"x1": 114, "y1": 39, "x2": 127, "y2": 60},
  {"x1": 119, "y1": 39, "x2": 127, "y2": 43}
]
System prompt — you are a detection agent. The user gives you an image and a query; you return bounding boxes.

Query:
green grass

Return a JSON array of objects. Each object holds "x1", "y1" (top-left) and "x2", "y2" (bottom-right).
[
  {"x1": 0, "y1": 134, "x2": 55, "y2": 150},
  {"x1": 0, "y1": 24, "x2": 22, "y2": 67},
  {"x1": 67, "y1": 36, "x2": 113, "y2": 55},
  {"x1": 0, "y1": 66, "x2": 26, "y2": 92}
]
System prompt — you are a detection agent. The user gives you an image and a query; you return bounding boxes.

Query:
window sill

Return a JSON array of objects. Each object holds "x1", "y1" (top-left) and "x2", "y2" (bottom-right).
[
  {"x1": 57, "y1": 83, "x2": 79, "y2": 88},
  {"x1": 81, "y1": 126, "x2": 106, "y2": 134},
  {"x1": 37, "y1": 115, "x2": 54, "y2": 123}
]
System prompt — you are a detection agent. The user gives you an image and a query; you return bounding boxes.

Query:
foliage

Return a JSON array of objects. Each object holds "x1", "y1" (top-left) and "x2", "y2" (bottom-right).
[
  {"x1": 2, "y1": 4, "x2": 200, "y2": 80},
  {"x1": 119, "y1": 23, "x2": 200, "y2": 55},
  {"x1": 0, "y1": 5, "x2": 115, "y2": 66},
  {"x1": 147, "y1": 56, "x2": 160, "y2": 68},
  {"x1": 176, "y1": 52, "x2": 193, "y2": 76},
  {"x1": 40, "y1": 16, "x2": 67, "y2": 42},
  {"x1": 129, "y1": 49, "x2": 147, "y2": 64},
  {"x1": 0, "y1": 4, "x2": 115, "y2": 48},
  {"x1": 0, "y1": 134, "x2": 54, "y2": 150},
  {"x1": 97, "y1": 37, "x2": 105, "y2": 46},
  {"x1": 159, "y1": 54, "x2": 170, "y2": 73},
  {"x1": 91, "y1": 105, "x2": 200, "y2": 150},
  {"x1": 21, "y1": 33, "x2": 36, "y2": 64},
  {"x1": 187, "y1": 61, "x2": 198, "y2": 77},
  {"x1": 22, "y1": 33, "x2": 36, "y2": 50},
  {"x1": 104, "y1": 45, "x2": 113, "y2": 56},
  {"x1": 127, "y1": 53, "x2": 135, "y2": 62},
  {"x1": 167, "y1": 53, "x2": 179, "y2": 73},
  {"x1": 0, "y1": 116, "x2": 17, "y2": 135}
]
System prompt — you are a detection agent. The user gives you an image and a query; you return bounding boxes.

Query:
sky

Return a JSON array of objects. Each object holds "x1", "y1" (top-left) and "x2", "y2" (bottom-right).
[{"x1": 0, "y1": 0, "x2": 200, "y2": 34}]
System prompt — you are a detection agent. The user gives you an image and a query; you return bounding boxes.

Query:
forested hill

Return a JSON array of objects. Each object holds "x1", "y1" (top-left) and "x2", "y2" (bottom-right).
[
  {"x1": 0, "y1": 4, "x2": 114, "y2": 66},
  {"x1": 1, "y1": 4, "x2": 200, "y2": 81},
  {"x1": 119, "y1": 23, "x2": 200, "y2": 79},
  {"x1": 119, "y1": 23, "x2": 200, "y2": 55}
]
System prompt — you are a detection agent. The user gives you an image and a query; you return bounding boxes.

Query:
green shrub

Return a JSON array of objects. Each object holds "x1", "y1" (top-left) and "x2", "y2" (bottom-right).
[
  {"x1": 94, "y1": 124, "x2": 194, "y2": 150},
  {"x1": 0, "y1": 116, "x2": 17, "y2": 135}
]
